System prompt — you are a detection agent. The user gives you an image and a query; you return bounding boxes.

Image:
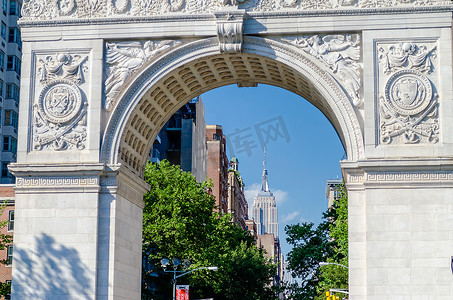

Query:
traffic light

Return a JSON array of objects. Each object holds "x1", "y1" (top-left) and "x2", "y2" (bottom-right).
[{"x1": 325, "y1": 291, "x2": 340, "y2": 300}]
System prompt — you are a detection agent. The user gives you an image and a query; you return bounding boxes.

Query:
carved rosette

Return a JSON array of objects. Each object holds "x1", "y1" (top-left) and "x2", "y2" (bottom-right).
[
  {"x1": 378, "y1": 42, "x2": 439, "y2": 145},
  {"x1": 33, "y1": 53, "x2": 88, "y2": 151},
  {"x1": 20, "y1": 0, "x2": 451, "y2": 21}
]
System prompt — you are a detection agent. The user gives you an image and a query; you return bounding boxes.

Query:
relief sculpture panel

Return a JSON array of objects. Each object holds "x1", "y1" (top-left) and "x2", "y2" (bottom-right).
[
  {"x1": 285, "y1": 34, "x2": 362, "y2": 107},
  {"x1": 20, "y1": 0, "x2": 451, "y2": 21},
  {"x1": 104, "y1": 40, "x2": 181, "y2": 111},
  {"x1": 377, "y1": 41, "x2": 439, "y2": 145},
  {"x1": 33, "y1": 53, "x2": 89, "y2": 151}
]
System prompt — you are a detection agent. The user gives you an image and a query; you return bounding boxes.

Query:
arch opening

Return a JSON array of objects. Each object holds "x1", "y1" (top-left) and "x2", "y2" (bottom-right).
[{"x1": 102, "y1": 37, "x2": 364, "y2": 176}]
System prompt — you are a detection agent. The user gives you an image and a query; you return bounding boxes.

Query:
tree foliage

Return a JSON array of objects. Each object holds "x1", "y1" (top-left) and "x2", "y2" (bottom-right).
[
  {"x1": 142, "y1": 160, "x2": 277, "y2": 300},
  {"x1": 0, "y1": 204, "x2": 13, "y2": 297},
  {"x1": 284, "y1": 183, "x2": 348, "y2": 300}
]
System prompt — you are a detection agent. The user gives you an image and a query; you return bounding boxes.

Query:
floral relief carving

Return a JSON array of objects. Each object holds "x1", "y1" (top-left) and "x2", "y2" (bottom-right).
[
  {"x1": 378, "y1": 42, "x2": 437, "y2": 75},
  {"x1": 378, "y1": 41, "x2": 439, "y2": 145},
  {"x1": 33, "y1": 53, "x2": 89, "y2": 151},
  {"x1": 20, "y1": 0, "x2": 451, "y2": 21},
  {"x1": 104, "y1": 40, "x2": 182, "y2": 111},
  {"x1": 287, "y1": 34, "x2": 362, "y2": 107}
]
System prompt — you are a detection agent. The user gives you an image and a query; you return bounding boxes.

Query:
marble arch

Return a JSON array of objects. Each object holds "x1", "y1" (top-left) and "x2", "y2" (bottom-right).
[
  {"x1": 103, "y1": 36, "x2": 364, "y2": 176},
  {"x1": 8, "y1": 0, "x2": 453, "y2": 299}
]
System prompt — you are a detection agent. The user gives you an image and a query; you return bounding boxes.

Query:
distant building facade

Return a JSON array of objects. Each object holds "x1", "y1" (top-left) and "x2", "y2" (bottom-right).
[
  {"x1": 0, "y1": 0, "x2": 22, "y2": 184},
  {"x1": 325, "y1": 179, "x2": 342, "y2": 208},
  {"x1": 257, "y1": 234, "x2": 284, "y2": 288},
  {"x1": 252, "y1": 149, "x2": 278, "y2": 237},
  {"x1": 245, "y1": 219, "x2": 257, "y2": 239},
  {"x1": 251, "y1": 149, "x2": 283, "y2": 295},
  {"x1": 150, "y1": 97, "x2": 206, "y2": 182},
  {"x1": 227, "y1": 157, "x2": 248, "y2": 230},
  {"x1": 206, "y1": 125, "x2": 229, "y2": 214}
]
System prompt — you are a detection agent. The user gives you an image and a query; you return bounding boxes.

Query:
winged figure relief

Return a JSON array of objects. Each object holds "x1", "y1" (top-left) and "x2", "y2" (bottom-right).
[
  {"x1": 104, "y1": 40, "x2": 181, "y2": 111},
  {"x1": 293, "y1": 34, "x2": 362, "y2": 106}
]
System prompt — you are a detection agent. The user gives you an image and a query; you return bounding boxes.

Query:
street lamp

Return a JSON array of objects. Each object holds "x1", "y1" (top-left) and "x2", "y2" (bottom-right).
[
  {"x1": 161, "y1": 258, "x2": 218, "y2": 300},
  {"x1": 319, "y1": 262, "x2": 349, "y2": 269}
]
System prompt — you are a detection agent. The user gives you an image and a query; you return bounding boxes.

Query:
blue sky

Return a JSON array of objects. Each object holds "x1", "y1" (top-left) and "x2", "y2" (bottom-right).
[{"x1": 201, "y1": 84, "x2": 345, "y2": 256}]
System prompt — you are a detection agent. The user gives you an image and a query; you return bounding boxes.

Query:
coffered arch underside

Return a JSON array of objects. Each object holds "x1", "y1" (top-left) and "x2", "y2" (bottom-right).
[{"x1": 103, "y1": 37, "x2": 364, "y2": 176}]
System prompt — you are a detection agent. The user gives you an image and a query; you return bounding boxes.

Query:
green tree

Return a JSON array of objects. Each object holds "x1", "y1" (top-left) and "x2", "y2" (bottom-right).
[
  {"x1": 142, "y1": 160, "x2": 277, "y2": 300},
  {"x1": 285, "y1": 183, "x2": 348, "y2": 300},
  {"x1": 316, "y1": 184, "x2": 348, "y2": 299},
  {"x1": 284, "y1": 218, "x2": 333, "y2": 299},
  {"x1": 0, "y1": 204, "x2": 13, "y2": 297}
]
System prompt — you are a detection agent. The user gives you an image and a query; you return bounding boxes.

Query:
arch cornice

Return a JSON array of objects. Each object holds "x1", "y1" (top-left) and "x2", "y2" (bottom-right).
[{"x1": 101, "y1": 36, "x2": 365, "y2": 173}]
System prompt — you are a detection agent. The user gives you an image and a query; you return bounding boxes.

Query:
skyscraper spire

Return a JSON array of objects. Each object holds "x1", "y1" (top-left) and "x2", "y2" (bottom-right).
[
  {"x1": 261, "y1": 147, "x2": 269, "y2": 192},
  {"x1": 252, "y1": 146, "x2": 278, "y2": 238}
]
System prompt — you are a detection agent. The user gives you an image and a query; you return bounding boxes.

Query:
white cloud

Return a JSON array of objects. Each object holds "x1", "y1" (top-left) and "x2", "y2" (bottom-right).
[
  {"x1": 273, "y1": 189, "x2": 288, "y2": 206},
  {"x1": 282, "y1": 211, "x2": 300, "y2": 223},
  {"x1": 244, "y1": 183, "x2": 289, "y2": 212},
  {"x1": 244, "y1": 183, "x2": 261, "y2": 207}
]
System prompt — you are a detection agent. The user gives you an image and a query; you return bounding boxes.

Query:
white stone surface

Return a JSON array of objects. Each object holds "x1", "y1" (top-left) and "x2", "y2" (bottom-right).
[{"x1": 10, "y1": 2, "x2": 453, "y2": 299}]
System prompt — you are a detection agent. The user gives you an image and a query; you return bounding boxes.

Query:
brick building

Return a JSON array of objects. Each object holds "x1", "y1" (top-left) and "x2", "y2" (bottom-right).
[
  {"x1": 227, "y1": 157, "x2": 248, "y2": 230},
  {"x1": 0, "y1": 184, "x2": 14, "y2": 299},
  {"x1": 206, "y1": 125, "x2": 229, "y2": 215}
]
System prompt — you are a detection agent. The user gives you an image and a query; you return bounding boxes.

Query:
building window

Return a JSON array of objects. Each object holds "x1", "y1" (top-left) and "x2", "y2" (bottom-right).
[
  {"x1": 4, "y1": 110, "x2": 18, "y2": 129},
  {"x1": 1, "y1": 22, "x2": 5, "y2": 40},
  {"x1": 1, "y1": 163, "x2": 7, "y2": 177},
  {"x1": 1, "y1": 0, "x2": 6, "y2": 15},
  {"x1": 0, "y1": 79, "x2": 3, "y2": 97},
  {"x1": 9, "y1": 0, "x2": 20, "y2": 16},
  {"x1": 0, "y1": 51, "x2": 4, "y2": 71},
  {"x1": 8, "y1": 27, "x2": 20, "y2": 46},
  {"x1": 8, "y1": 210, "x2": 13, "y2": 231},
  {"x1": 6, "y1": 55, "x2": 20, "y2": 74},
  {"x1": 6, "y1": 83, "x2": 19, "y2": 101},
  {"x1": 6, "y1": 245, "x2": 12, "y2": 265},
  {"x1": 3, "y1": 136, "x2": 17, "y2": 153}
]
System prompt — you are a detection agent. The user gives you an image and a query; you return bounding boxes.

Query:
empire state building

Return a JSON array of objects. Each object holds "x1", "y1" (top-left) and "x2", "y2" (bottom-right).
[{"x1": 252, "y1": 149, "x2": 279, "y2": 237}]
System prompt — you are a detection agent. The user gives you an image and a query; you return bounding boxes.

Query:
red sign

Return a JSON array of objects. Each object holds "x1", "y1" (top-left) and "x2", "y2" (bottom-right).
[{"x1": 176, "y1": 285, "x2": 189, "y2": 300}]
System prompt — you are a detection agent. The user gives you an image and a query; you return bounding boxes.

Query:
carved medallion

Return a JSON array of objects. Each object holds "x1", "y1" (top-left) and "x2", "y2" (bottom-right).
[
  {"x1": 377, "y1": 40, "x2": 439, "y2": 145},
  {"x1": 33, "y1": 53, "x2": 89, "y2": 151},
  {"x1": 384, "y1": 69, "x2": 432, "y2": 116},
  {"x1": 38, "y1": 79, "x2": 83, "y2": 124},
  {"x1": 380, "y1": 70, "x2": 438, "y2": 145}
]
